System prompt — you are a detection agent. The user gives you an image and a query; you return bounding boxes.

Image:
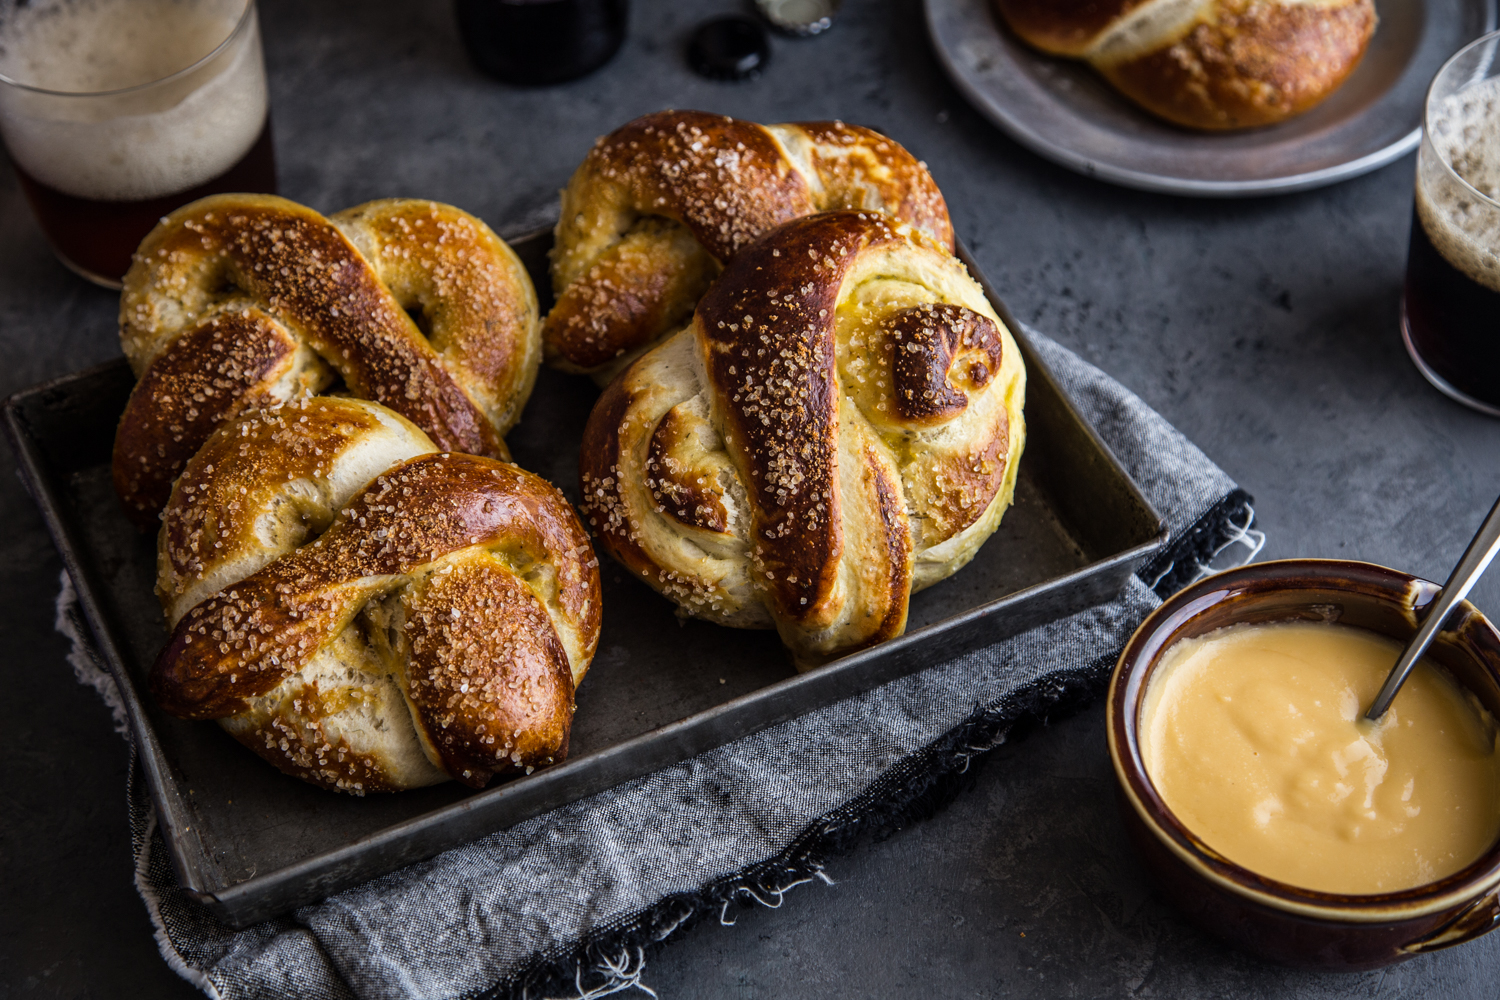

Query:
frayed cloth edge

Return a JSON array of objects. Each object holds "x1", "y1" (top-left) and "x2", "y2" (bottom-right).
[
  {"x1": 487, "y1": 489, "x2": 1263, "y2": 999},
  {"x1": 58, "y1": 570, "x2": 229, "y2": 999},
  {"x1": 1139, "y1": 489, "x2": 1260, "y2": 598},
  {"x1": 57, "y1": 488, "x2": 1260, "y2": 1000},
  {"x1": 492, "y1": 657, "x2": 1116, "y2": 1000},
  {"x1": 54, "y1": 567, "x2": 130, "y2": 738},
  {"x1": 131, "y1": 769, "x2": 227, "y2": 1000}
]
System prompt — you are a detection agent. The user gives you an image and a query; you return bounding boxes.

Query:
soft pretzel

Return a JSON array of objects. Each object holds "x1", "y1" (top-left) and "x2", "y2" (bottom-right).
[
  {"x1": 993, "y1": 0, "x2": 1378, "y2": 130},
  {"x1": 152, "y1": 396, "x2": 600, "y2": 793},
  {"x1": 579, "y1": 212, "x2": 1025, "y2": 666},
  {"x1": 545, "y1": 110, "x2": 954, "y2": 381},
  {"x1": 113, "y1": 193, "x2": 541, "y2": 530}
]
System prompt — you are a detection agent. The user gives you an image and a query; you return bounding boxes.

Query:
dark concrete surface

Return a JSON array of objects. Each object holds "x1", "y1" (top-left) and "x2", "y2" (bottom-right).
[{"x1": 3, "y1": 1, "x2": 1499, "y2": 997}]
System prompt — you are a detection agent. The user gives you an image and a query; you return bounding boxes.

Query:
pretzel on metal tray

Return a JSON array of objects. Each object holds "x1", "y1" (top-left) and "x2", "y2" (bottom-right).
[
  {"x1": 113, "y1": 193, "x2": 540, "y2": 530},
  {"x1": 545, "y1": 109, "x2": 955, "y2": 381},
  {"x1": 579, "y1": 211, "x2": 1025, "y2": 666},
  {"x1": 151, "y1": 396, "x2": 600, "y2": 793}
]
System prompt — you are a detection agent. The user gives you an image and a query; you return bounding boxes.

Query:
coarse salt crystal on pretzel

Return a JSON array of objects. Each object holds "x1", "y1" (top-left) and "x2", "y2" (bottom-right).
[
  {"x1": 579, "y1": 211, "x2": 1024, "y2": 667},
  {"x1": 545, "y1": 109, "x2": 954, "y2": 382},
  {"x1": 113, "y1": 193, "x2": 540, "y2": 530},
  {"x1": 152, "y1": 396, "x2": 599, "y2": 794},
  {"x1": 993, "y1": 0, "x2": 1377, "y2": 130}
]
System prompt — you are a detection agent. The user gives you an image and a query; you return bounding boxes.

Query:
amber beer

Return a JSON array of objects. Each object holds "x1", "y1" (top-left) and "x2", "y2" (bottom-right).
[
  {"x1": 1401, "y1": 33, "x2": 1500, "y2": 417},
  {"x1": 0, "y1": 0, "x2": 276, "y2": 287}
]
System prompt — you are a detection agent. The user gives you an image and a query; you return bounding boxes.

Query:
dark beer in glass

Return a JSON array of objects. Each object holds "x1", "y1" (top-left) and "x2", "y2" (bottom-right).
[
  {"x1": 0, "y1": 0, "x2": 277, "y2": 288},
  {"x1": 1402, "y1": 32, "x2": 1500, "y2": 417}
]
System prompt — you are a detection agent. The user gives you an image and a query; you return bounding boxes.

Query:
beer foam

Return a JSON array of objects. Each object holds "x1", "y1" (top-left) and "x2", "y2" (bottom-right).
[
  {"x1": 1417, "y1": 74, "x2": 1500, "y2": 293},
  {"x1": 0, "y1": 0, "x2": 266, "y2": 201},
  {"x1": 0, "y1": 0, "x2": 235, "y2": 93}
]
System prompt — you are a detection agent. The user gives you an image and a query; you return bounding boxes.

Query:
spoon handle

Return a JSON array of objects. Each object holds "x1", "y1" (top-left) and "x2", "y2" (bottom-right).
[{"x1": 1366, "y1": 493, "x2": 1500, "y2": 720}]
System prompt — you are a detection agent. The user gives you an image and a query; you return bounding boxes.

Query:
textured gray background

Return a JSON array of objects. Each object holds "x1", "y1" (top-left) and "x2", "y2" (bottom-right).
[{"x1": 4, "y1": 1, "x2": 1500, "y2": 997}]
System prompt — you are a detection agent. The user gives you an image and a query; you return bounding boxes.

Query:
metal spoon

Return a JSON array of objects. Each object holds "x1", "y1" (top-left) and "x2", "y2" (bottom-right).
[{"x1": 1366, "y1": 494, "x2": 1500, "y2": 720}]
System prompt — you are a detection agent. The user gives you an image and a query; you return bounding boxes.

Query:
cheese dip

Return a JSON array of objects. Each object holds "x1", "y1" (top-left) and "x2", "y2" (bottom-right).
[{"x1": 1142, "y1": 621, "x2": 1500, "y2": 894}]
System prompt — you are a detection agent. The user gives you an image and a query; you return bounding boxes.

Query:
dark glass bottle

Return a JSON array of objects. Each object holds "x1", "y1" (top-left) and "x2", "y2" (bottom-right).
[
  {"x1": 687, "y1": 16, "x2": 770, "y2": 81},
  {"x1": 455, "y1": 0, "x2": 628, "y2": 85}
]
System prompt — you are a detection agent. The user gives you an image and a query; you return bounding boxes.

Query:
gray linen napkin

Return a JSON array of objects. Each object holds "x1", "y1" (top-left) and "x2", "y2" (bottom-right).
[{"x1": 59, "y1": 327, "x2": 1260, "y2": 1000}]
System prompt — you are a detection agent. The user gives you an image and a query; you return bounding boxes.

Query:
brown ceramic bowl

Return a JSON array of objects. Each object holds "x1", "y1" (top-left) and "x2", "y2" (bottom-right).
[{"x1": 1108, "y1": 558, "x2": 1500, "y2": 971}]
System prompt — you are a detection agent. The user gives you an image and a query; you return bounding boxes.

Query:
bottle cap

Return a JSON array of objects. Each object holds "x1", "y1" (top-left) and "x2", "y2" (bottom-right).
[{"x1": 687, "y1": 15, "x2": 771, "y2": 81}]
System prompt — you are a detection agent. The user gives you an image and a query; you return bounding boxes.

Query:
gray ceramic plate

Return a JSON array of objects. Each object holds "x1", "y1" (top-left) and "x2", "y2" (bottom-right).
[{"x1": 925, "y1": 0, "x2": 1497, "y2": 196}]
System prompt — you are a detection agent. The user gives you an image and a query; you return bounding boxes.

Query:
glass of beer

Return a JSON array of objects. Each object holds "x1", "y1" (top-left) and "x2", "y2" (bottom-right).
[
  {"x1": 0, "y1": 0, "x2": 276, "y2": 288},
  {"x1": 1403, "y1": 31, "x2": 1500, "y2": 417}
]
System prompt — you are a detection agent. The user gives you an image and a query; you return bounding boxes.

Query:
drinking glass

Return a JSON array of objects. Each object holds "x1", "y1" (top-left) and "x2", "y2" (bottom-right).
[
  {"x1": 1403, "y1": 30, "x2": 1500, "y2": 417},
  {"x1": 0, "y1": 0, "x2": 277, "y2": 288}
]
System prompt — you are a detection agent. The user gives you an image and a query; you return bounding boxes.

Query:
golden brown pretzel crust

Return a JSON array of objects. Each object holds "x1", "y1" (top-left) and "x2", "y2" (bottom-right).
[
  {"x1": 994, "y1": 0, "x2": 1145, "y2": 56},
  {"x1": 993, "y1": 0, "x2": 1377, "y2": 130},
  {"x1": 797, "y1": 122, "x2": 953, "y2": 245},
  {"x1": 545, "y1": 110, "x2": 954, "y2": 379},
  {"x1": 580, "y1": 212, "x2": 1026, "y2": 666},
  {"x1": 153, "y1": 412, "x2": 600, "y2": 793},
  {"x1": 1102, "y1": 1, "x2": 1377, "y2": 129},
  {"x1": 156, "y1": 395, "x2": 436, "y2": 618},
  {"x1": 574, "y1": 110, "x2": 815, "y2": 263},
  {"x1": 888, "y1": 304, "x2": 1006, "y2": 423},
  {"x1": 113, "y1": 193, "x2": 539, "y2": 529}
]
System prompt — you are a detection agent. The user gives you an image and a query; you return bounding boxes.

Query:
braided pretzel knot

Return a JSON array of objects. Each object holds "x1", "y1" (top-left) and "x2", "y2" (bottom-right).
[
  {"x1": 545, "y1": 109, "x2": 954, "y2": 380},
  {"x1": 114, "y1": 193, "x2": 540, "y2": 530},
  {"x1": 151, "y1": 397, "x2": 600, "y2": 793},
  {"x1": 580, "y1": 212, "x2": 1025, "y2": 666}
]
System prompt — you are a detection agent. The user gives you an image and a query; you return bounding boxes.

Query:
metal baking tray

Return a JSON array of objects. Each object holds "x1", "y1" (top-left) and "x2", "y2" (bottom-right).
[{"x1": 4, "y1": 228, "x2": 1166, "y2": 928}]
